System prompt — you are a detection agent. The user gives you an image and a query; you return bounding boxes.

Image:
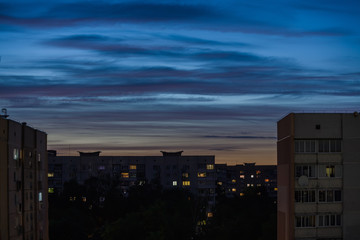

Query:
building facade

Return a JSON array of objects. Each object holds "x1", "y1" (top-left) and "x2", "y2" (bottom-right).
[
  {"x1": 277, "y1": 113, "x2": 360, "y2": 240},
  {"x1": 48, "y1": 151, "x2": 216, "y2": 202},
  {"x1": 0, "y1": 116, "x2": 48, "y2": 240},
  {"x1": 216, "y1": 163, "x2": 277, "y2": 198}
]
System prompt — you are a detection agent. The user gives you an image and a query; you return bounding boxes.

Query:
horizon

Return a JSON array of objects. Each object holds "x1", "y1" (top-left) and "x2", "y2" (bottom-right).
[{"x1": 1, "y1": 0, "x2": 359, "y2": 165}]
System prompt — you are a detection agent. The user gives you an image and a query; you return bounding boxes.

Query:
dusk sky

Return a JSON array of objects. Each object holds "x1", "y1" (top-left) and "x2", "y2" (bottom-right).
[{"x1": 1, "y1": 0, "x2": 359, "y2": 164}]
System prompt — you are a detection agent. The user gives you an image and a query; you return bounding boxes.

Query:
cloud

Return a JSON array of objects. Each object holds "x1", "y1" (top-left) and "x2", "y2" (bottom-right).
[
  {"x1": 165, "y1": 34, "x2": 250, "y2": 47},
  {"x1": 203, "y1": 135, "x2": 276, "y2": 139},
  {"x1": 1, "y1": 1, "x2": 353, "y2": 38},
  {"x1": 0, "y1": 2, "x2": 220, "y2": 29}
]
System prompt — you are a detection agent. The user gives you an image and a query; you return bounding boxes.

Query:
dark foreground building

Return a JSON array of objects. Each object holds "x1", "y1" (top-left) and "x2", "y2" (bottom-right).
[
  {"x1": 278, "y1": 113, "x2": 360, "y2": 240},
  {"x1": 0, "y1": 113, "x2": 48, "y2": 240}
]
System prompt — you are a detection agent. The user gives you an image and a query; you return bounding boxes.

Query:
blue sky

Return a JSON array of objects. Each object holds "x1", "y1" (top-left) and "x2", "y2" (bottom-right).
[{"x1": 1, "y1": 0, "x2": 359, "y2": 164}]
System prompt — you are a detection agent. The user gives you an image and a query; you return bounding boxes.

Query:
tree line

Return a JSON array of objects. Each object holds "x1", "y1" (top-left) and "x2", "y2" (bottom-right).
[{"x1": 49, "y1": 177, "x2": 276, "y2": 240}]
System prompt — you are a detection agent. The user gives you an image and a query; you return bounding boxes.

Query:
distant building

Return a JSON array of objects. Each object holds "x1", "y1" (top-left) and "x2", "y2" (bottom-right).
[
  {"x1": 0, "y1": 115, "x2": 48, "y2": 240},
  {"x1": 216, "y1": 163, "x2": 277, "y2": 198},
  {"x1": 48, "y1": 150, "x2": 216, "y2": 204},
  {"x1": 277, "y1": 113, "x2": 360, "y2": 240}
]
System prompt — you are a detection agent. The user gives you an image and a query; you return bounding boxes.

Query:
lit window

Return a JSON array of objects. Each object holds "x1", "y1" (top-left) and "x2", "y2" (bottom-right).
[
  {"x1": 232, "y1": 188, "x2": 236, "y2": 192},
  {"x1": 257, "y1": 184, "x2": 261, "y2": 187},
  {"x1": 48, "y1": 173, "x2": 54, "y2": 178},
  {"x1": 251, "y1": 175, "x2": 254, "y2": 178},
  {"x1": 207, "y1": 212, "x2": 213, "y2": 218},
  {"x1": 38, "y1": 192, "x2": 42, "y2": 202},
  {"x1": 173, "y1": 181, "x2": 177, "y2": 186},
  {"x1": 232, "y1": 179, "x2": 236, "y2": 183},
  {"x1": 182, "y1": 173, "x2": 189, "y2": 178},
  {"x1": 240, "y1": 193, "x2": 244, "y2": 196},
  {"x1": 48, "y1": 188, "x2": 54, "y2": 194},
  {"x1": 13, "y1": 149, "x2": 19, "y2": 160},
  {"x1": 265, "y1": 179, "x2": 269, "y2": 182},
  {"x1": 82, "y1": 197, "x2": 87, "y2": 202},
  {"x1": 182, "y1": 181, "x2": 190, "y2": 186},
  {"x1": 206, "y1": 164, "x2": 214, "y2": 170},
  {"x1": 217, "y1": 181, "x2": 223, "y2": 185},
  {"x1": 240, "y1": 175, "x2": 245, "y2": 179},
  {"x1": 326, "y1": 166, "x2": 335, "y2": 177},
  {"x1": 247, "y1": 184, "x2": 250, "y2": 187},
  {"x1": 121, "y1": 172, "x2": 129, "y2": 178},
  {"x1": 129, "y1": 165, "x2": 137, "y2": 170},
  {"x1": 256, "y1": 170, "x2": 261, "y2": 175},
  {"x1": 319, "y1": 165, "x2": 342, "y2": 178},
  {"x1": 274, "y1": 187, "x2": 278, "y2": 191},
  {"x1": 198, "y1": 172, "x2": 206, "y2": 178}
]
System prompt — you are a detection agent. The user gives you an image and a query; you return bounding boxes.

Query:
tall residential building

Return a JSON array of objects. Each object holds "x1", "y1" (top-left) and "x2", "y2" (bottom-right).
[
  {"x1": 277, "y1": 113, "x2": 360, "y2": 240},
  {"x1": 0, "y1": 115, "x2": 48, "y2": 240}
]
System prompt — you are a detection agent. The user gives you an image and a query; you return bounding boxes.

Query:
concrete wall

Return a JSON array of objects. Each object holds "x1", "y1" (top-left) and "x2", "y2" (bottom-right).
[
  {"x1": 1, "y1": 119, "x2": 48, "y2": 240},
  {"x1": 277, "y1": 113, "x2": 295, "y2": 240},
  {"x1": 294, "y1": 114, "x2": 342, "y2": 139},
  {"x1": 342, "y1": 114, "x2": 360, "y2": 239}
]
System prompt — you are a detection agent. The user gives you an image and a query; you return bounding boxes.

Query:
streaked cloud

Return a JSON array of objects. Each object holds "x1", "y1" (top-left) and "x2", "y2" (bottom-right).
[{"x1": 1, "y1": 0, "x2": 359, "y2": 164}]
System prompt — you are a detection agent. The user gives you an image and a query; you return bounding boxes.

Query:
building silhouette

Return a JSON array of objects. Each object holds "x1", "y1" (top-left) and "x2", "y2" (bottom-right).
[
  {"x1": 277, "y1": 113, "x2": 360, "y2": 240},
  {"x1": 48, "y1": 149, "x2": 277, "y2": 207},
  {"x1": 48, "y1": 150, "x2": 216, "y2": 209},
  {"x1": 0, "y1": 115, "x2": 48, "y2": 240},
  {"x1": 216, "y1": 163, "x2": 277, "y2": 198}
]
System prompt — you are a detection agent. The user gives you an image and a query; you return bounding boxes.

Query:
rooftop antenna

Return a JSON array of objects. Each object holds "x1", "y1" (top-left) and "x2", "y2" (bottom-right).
[{"x1": 0, "y1": 108, "x2": 9, "y2": 118}]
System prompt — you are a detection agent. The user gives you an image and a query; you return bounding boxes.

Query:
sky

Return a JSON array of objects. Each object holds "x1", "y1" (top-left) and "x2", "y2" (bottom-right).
[{"x1": 1, "y1": 0, "x2": 359, "y2": 165}]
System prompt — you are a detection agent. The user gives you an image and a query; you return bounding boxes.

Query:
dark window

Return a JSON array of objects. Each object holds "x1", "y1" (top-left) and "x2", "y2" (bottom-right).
[{"x1": 335, "y1": 190, "x2": 342, "y2": 202}]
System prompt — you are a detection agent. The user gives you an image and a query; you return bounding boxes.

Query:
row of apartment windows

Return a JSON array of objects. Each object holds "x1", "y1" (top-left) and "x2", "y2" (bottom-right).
[
  {"x1": 295, "y1": 214, "x2": 341, "y2": 228},
  {"x1": 295, "y1": 139, "x2": 341, "y2": 153},
  {"x1": 100, "y1": 172, "x2": 213, "y2": 179},
  {"x1": 113, "y1": 164, "x2": 214, "y2": 170},
  {"x1": 13, "y1": 148, "x2": 42, "y2": 161},
  {"x1": 295, "y1": 165, "x2": 342, "y2": 178},
  {"x1": 295, "y1": 190, "x2": 342, "y2": 203}
]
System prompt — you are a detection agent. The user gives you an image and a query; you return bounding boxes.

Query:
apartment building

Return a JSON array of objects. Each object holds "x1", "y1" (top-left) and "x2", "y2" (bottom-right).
[
  {"x1": 48, "y1": 150, "x2": 216, "y2": 202},
  {"x1": 216, "y1": 163, "x2": 277, "y2": 198},
  {"x1": 277, "y1": 113, "x2": 360, "y2": 240},
  {"x1": 0, "y1": 114, "x2": 48, "y2": 240}
]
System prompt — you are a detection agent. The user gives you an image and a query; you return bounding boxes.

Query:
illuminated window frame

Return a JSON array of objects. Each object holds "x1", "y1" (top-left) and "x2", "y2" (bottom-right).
[
  {"x1": 13, "y1": 148, "x2": 19, "y2": 160},
  {"x1": 197, "y1": 172, "x2": 206, "y2": 178},
  {"x1": 182, "y1": 181, "x2": 190, "y2": 186},
  {"x1": 121, "y1": 172, "x2": 129, "y2": 178},
  {"x1": 206, "y1": 164, "x2": 214, "y2": 170}
]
